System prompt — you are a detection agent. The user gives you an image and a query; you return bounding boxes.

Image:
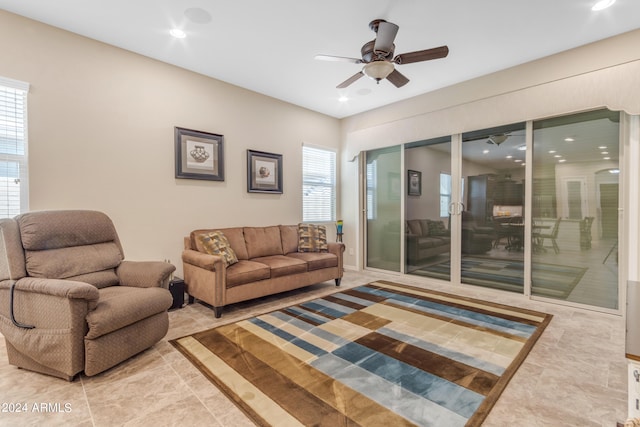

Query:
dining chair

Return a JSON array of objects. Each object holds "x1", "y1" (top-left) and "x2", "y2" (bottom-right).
[{"x1": 534, "y1": 217, "x2": 561, "y2": 254}]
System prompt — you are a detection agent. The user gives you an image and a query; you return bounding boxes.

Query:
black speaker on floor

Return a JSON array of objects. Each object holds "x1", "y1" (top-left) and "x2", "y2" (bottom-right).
[{"x1": 168, "y1": 278, "x2": 185, "y2": 310}]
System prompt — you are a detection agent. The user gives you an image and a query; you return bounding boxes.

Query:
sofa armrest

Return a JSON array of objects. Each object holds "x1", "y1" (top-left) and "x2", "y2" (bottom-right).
[
  {"x1": 327, "y1": 242, "x2": 345, "y2": 276},
  {"x1": 116, "y1": 261, "x2": 176, "y2": 288},
  {"x1": 327, "y1": 242, "x2": 345, "y2": 256},
  {"x1": 182, "y1": 249, "x2": 225, "y2": 272},
  {"x1": 182, "y1": 249, "x2": 227, "y2": 311}
]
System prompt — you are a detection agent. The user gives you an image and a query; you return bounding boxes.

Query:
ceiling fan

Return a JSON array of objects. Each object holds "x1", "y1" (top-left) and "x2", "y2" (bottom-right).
[
  {"x1": 315, "y1": 19, "x2": 449, "y2": 89},
  {"x1": 487, "y1": 134, "x2": 511, "y2": 146}
]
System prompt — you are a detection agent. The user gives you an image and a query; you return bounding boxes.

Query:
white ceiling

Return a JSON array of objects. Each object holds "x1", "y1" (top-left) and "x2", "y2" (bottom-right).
[{"x1": 1, "y1": 0, "x2": 639, "y2": 118}]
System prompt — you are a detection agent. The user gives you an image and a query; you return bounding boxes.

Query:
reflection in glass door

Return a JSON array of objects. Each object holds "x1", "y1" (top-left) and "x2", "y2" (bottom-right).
[
  {"x1": 532, "y1": 109, "x2": 620, "y2": 309},
  {"x1": 365, "y1": 146, "x2": 402, "y2": 272},
  {"x1": 460, "y1": 124, "x2": 527, "y2": 293},
  {"x1": 404, "y1": 137, "x2": 452, "y2": 281}
]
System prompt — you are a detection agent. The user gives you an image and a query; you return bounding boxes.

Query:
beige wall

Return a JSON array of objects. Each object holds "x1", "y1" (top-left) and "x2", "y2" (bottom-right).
[{"x1": 0, "y1": 10, "x2": 340, "y2": 276}]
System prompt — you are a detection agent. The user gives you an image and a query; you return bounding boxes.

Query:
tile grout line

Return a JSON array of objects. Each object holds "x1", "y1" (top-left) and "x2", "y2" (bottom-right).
[
  {"x1": 79, "y1": 374, "x2": 96, "y2": 427},
  {"x1": 159, "y1": 346, "x2": 226, "y2": 427}
]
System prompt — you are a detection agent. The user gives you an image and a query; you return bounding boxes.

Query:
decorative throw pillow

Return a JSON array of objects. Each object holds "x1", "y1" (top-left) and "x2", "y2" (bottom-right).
[
  {"x1": 198, "y1": 231, "x2": 239, "y2": 266},
  {"x1": 297, "y1": 223, "x2": 328, "y2": 253}
]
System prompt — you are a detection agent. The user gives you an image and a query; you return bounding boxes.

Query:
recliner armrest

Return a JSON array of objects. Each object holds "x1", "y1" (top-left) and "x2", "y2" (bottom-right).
[
  {"x1": 0, "y1": 277, "x2": 99, "y2": 379},
  {"x1": 116, "y1": 261, "x2": 176, "y2": 288},
  {"x1": 0, "y1": 277, "x2": 100, "y2": 302}
]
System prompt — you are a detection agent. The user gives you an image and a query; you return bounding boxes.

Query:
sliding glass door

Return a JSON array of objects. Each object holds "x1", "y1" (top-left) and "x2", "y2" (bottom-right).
[
  {"x1": 404, "y1": 137, "x2": 452, "y2": 280},
  {"x1": 459, "y1": 124, "x2": 527, "y2": 293},
  {"x1": 365, "y1": 146, "x2": 402, "y2": 272},
  {"x1": 362, "y1": 109, "x2": 621, "y2": 311},
  {"x1": 531, "y1": 110, "x2": 620, "y2": 309}
]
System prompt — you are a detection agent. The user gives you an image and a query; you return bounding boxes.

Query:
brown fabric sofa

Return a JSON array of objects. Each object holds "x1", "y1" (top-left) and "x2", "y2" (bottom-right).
[
  {"x1": 0, "y1": 210, "x2": 175, "y2": 380},
  {"x1": 182, "y1": 225, "x2": 345, "y2": 318},
  {"x1": 405, "y1": 219, "x2": 451, "y2": 265}
]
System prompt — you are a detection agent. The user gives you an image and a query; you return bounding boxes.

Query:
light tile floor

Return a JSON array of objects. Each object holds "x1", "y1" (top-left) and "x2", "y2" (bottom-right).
[{"x1": 0, "y1": 270, "x2": 629, "y2": 426}]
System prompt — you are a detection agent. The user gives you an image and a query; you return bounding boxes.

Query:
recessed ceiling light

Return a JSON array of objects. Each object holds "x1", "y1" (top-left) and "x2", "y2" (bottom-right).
[
  {"x1": 559, "y1": 159, "x2": 567, "y2": 163},
  {"x1": 506, "y1": 155, "x2": 513, "y2": 159},
  {"x1": 564, "y1": 137, "x2": 575, "y2": 142},
  {"x1": 338, "y1": 96, "x2": 349, "y2": 103},
  {"x1": 599, "y1": 146, "x2": 608, "y2": 149},
  {"x1": 548, "y1": 150, "x2": 556, "y2": 154},
  {"x1": 514, "y1": 159, "x2": 522, "y2": 163},
  {"x1": 517, "y1": 145, "x2": 526, "y2": 151},
  {"x1": 170, "y1": 28, "x2": 186, "y2": 39},
  {"x1": 592, "y1": 0, "x2": 616, "y2": 11},
  {"x1": 609, "y1": 169, "x2": 620, "y2": 174},
  {"x1": 554, "y1": 155, "x2": 562, "y2": 158},
  {"x1": 604, "y1": 157, "x2": 611, "y2": 160},
  {"x1": 482, "y1": 149, "x2": 489, "y2": 154},
  {"x1": 601, "y1": 151, "x2": 609, "y2": 155}
]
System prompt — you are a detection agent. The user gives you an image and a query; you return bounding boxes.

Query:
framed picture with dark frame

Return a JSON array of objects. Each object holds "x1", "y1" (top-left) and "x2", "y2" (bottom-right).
[
  {"x1": 408, "y1": 169, "x2": 422, "y2": 196},
  {"x1": 175, "y1": 127, "x2": 224, "y2": 181},
  {"x1": 247, "y1": 149, "x2": 283, "y2": 193}
]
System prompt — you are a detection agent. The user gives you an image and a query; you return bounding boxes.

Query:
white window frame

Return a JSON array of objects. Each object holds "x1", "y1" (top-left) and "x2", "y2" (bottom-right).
[
  {"x1": 302, "y1": 144, "x2": 336, "y2": 222},
  {"x1": 439, "y1": 172, "x2": 452, "y2": 217},
  {"x1": 0, "y1": 76, "x2": 29, "y2": 218}
]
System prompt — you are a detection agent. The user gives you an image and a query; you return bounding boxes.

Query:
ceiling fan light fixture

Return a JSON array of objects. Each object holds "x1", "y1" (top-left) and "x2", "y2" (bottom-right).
[
  {"x1": 363, "y1": 61, "x2": 394, "y2": 82},
  {"x1": 487, "y1": 134, "x2": 509, "y2": 146}
]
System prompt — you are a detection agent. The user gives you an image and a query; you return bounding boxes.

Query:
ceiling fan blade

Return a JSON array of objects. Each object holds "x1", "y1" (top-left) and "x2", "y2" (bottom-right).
[
  {"x1": 373, "y1": 21, "x2": 399, "y2": 54},
  {"x1": 337, "y1": 71, "x2": 364, "y2": 89},
  {"x1": 315, "y1": 54, "x2": 363, "y2": 64},
  {"x1": 394, "y1": 45, "x2": 449, "y2": 65},
  {"x1": 386, "y1": 69, "x2": 409, "y2": 88}
]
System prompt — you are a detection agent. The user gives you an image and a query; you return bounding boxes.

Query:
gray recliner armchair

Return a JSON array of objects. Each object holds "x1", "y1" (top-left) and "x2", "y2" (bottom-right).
[{"x1": 0, "y1": 210, "x2": 175, "y2": 380}]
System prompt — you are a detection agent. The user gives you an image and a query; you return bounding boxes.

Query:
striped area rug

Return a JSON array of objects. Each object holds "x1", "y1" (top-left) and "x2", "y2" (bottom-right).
[{"x1": 172, "y1": 280, "x2": 552, "y2": 426}]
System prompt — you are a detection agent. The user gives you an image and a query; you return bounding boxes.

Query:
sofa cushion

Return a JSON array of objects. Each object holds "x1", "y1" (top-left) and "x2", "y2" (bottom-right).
[
  {"x1": 17, "y1": 210, "x2": 121, "y2": 251},
  {"x1": 66, "y1": 270, "x2": 120, "y2": 289},
  {"x1": 85, "y1": 286, "x2": 172, "y2": 339},
  {"x1": 279, "y1": 225, "x2": 299, "y2": 255},
  {"x1": 406, "y1": 219, "x2": 422, "y2": 236},
  {"x1": 198, "y1": 231, "x2": 238, "y2": 267},
  {"x1": 427, "y1": 220, "x2": 449, "y2": 236},
  {"x1": 297, "y1": 224, "x2": 328, "y2": 253},
  {"x1": 244, "y1": 226, "x2": 283, "y2": 258},
  {"x1": 417, "y1": 237, "x2": 447, "y2": 249},
  {"x1": 225, "y1": 260, "x2": 271, "y2": 288},
  {"x1": 419, "y1": 220, "x2": 431, "y2": 237},
  {"x1": 252, "y1": 255, "x2": 307, "y2": 278},
  {"x1": 24, "y1": 242, "x2": 123, "y2": 280},
  {"x1": 286, "y1": 252, "x2": 338, "y2": 271}
]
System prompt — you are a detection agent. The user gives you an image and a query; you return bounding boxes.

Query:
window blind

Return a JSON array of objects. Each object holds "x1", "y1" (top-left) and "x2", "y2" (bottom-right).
[
  {"x1": 0, "y1": 77, "x2": 29, "y2": 219},
  {"x1": 302, "y1": 145, "x2": 336, "y2": 222}
]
